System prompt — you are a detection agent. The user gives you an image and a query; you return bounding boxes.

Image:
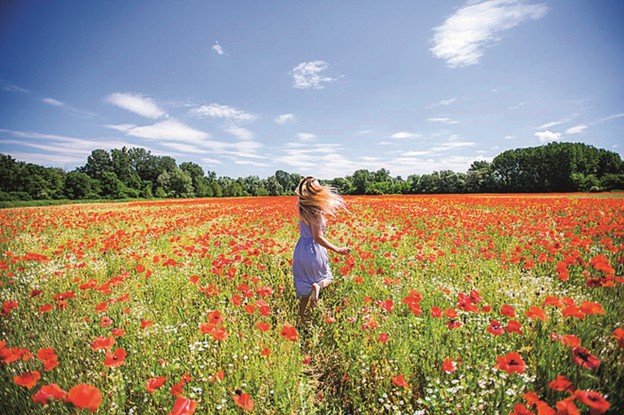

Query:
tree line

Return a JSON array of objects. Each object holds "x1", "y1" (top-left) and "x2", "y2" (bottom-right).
[{"x1": 1, "y1": 142, "x2": 623, "y2": 202}]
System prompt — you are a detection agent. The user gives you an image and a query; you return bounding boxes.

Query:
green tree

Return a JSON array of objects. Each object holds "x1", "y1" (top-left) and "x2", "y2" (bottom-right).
[{"x1": 64, "y1": 171, "x2": 99, "y2": 199}]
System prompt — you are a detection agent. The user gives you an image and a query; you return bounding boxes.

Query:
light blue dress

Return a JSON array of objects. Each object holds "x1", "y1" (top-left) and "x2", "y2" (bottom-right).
[{"x1": 292, "y1": 219, "x2": 333, "y2": 299}]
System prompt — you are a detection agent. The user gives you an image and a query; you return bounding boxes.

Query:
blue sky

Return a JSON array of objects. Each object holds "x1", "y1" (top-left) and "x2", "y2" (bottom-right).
[{"x1": 1, "y1": 0, "x2": 623, "y2": 179}]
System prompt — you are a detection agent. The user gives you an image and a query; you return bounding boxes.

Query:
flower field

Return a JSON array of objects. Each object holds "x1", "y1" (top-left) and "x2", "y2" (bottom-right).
[{"x1": 1, "y1": 194, "x2": 623, "y2": 414}]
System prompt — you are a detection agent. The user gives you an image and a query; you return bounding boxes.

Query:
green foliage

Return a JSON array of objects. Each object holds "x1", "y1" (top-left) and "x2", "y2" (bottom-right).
[{"x1": 1, "y1": 142, "x2": 623, "y2": 203}]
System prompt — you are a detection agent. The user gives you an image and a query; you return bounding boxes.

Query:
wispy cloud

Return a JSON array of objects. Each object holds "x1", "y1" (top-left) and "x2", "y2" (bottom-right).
[
  {"x1": 190, "y1": 103, "x2": 258, "y2": 123},
  {"x1": 536, "y1": 119, "x2": 568, "y2": 129},
  {"x1": 42, "y1": 98, "x2": 64, "y2": 107},
  {"x1": 565, "y1": 124, "x2": 587, "y2": 135},
  {"x1": 274, "y1": 113, "x2": 296, "y2": 125},
  {"x1": 427, "y1": 117, "x2": 459, "y2": 124},
  {"x1": 224, "y1": 125, "x2": 253, "y2": 140},
  {"x1": 596, "y1": 112, "x2": 624, "y2": 124},
  {"x1": 297, "y1": 132, "x2": 316, "y2": 141},
  {"x1": 1, "y1": 82, "x2": 29, "y2": 94},
  {"x1": 390, "y1": 131, "x2": 418, "y2": 139},
  {"x1": 431, "y1": 0, "x2": 548, "y2": 68},
  {"x1": 211, "y1": 41, "x2": 224, "y2": 55},
  {"x1": 105, "y1": 92, "x2": 167, "y2": 119},
  {"x1": 0, "y1": 128, "x2": 136, "y2": 159},
  {"x1": 535, "y1": 130, "x2": 562, "y2": 142},
  {"x1": 107, "y1": 119, "x2": 208, "y2": 142},
  {"x1": 291, "y1": 61, "x2": 338, "y2": 89}
]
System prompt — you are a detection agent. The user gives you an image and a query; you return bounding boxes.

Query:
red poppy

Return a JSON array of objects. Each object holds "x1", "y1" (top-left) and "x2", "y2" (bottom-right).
[
  {"x1": 100, "y1": 316, "x2": 113, "y2": 327},
  {"x1": 146, "y1": 376, "x2": 167, "y2": 393},
  {"x1": 579, "y1": 301, "x2": 605, "y2": 316},
  {"x1": 543, "y1": 296, "x2": 563, "y2": 308},
  {"x1": 501, "y1": 304, "x2": 516, "y2": 318},
  {"x1": 207, "y1": 310, "x2": 224, "y2": 326},
  {"x1": 104, "y1": 348, "x2": 127, "y2": 368},
  {"x1": 32, "y1": 383, "x2": 67, "y2": 405},
  {"x1": 495, "y1": 352, "x2": 526, "y2": 374},
  {"x1": 560, "y1": 335, "x2": 581, "y2": 348},
  {"x1": 233, "y1": 391, "x2": 254, "y2": 411},
  {"x1": 30, "y1": 289, "x2": 43, "y2": 298},
  {"x1": 525, "y1": 306, "x2": 547, "y2": 321},
  {"x1": 112, "y1": 327, "x2": 126, "y2": 337},
  {"x1": 562, "y1": 305, "x2": 585, "y2": 320},
  {"x1": 555, "y1": 397, "x2": 580, "y2": 415},
  {"x1": 377, "y1": 333, "x2": 389, "y2": 343},
  {"x1": 574, "y1": 390, "x2": 610, "y2": 415},
  {"x1": 280, "y1": 323, "x2": 298, "y2": 341},
  {"x1": 391, "y1": 374, "x2": 409, "y2": 388},
  {"x1": 487, "y1": 320, "x2": 504, "y2": 336},
  {"x1": 212, "y1": 326, "x2": 229, "y2": 341},
  {"x1": 39, "y1": 304, "x2": 53, "y2": 313},
  {"x1": 572, "y1": 347, "x2": 600, "y2": 369},
  {"x1": 244, "y1": 303, "x2": 256, "y2": 314},
  {"x1": 168, "y1": 395, "x2": 198, "y2": 415},
  {"x1": 510, "y1": 403, "x2": 532, "y2": 415},
  {"x1": 255, "y1": 285, "x2": 274, "y2": 297},
  {"x1": 430, "y1": 306, "x2": 442, "y2": 318},
  {"x1": 445, "y1": 308, "x2": 457, "y2": 319},
  {"x1": 260, "y1": 347, "x2": 271, "y2": 356},
  {"x1": 37, "y1": 348, "x2": 59, "y2": 371},
  {"x1": 380, "y1": 299, "x2": 394, "y2": 312},
  {"x1": 95, "y1": 302, "x2": 108, "y2": 312},
  {"x1": 141, "y1": 318, "x2": 153, "y2": 329},
  {"x1": 90, "y1": 336, "x2": 116, "y2": 351},
  {"x1": 256, "y1": 321, "x2": 270, "y2": 332},
  {"x1": 613, "y1": 327, "x2": 624, "y2": 348},
  {"x1": 442, "y1": 358, "x2": 457, "y2": 374},
  {"x1": 170, "y1": 374, "x2": 192, "y2": 396},
  {"x1": 67, "y1": 384, "x2": 102, "y2": 413},
  {"x1": 231, "y1": 294, "x2": 243, "y2": 306},
  {"x1": 548, "y1": 375, "x2": 575, "y2": 393},
  {"x1": 505, "y1": 320, "x2": 523, "y2": 335},
  {"x1": 14, "y1": 371, "x2": 41, "y2": 389},
  {"x1": 1, "y1": 301, "x2": 18, "y2": 315}
]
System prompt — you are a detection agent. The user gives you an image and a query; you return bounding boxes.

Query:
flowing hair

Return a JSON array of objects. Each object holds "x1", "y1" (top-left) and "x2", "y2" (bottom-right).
[{"x1": 296, "y1": 176, "x2": 347, "y2": 225}]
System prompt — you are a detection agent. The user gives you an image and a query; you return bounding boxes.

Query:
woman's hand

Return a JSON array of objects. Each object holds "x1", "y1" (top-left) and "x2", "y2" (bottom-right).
[{"x1": 335, "y1": 246, "x2": 351, "y2": 255}]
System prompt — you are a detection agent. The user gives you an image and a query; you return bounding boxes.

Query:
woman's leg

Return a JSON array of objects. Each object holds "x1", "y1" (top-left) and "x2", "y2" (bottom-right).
[
  {"x1": 298, "y1": 296, "x2": 310, "y2": 321},
  {"x1": 310, "y1": 278, "x2": 333, "y2": 306}
]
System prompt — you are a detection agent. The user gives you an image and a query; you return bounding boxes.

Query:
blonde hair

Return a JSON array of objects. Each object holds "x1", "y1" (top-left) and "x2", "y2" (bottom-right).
[{"x1": 296, "y1": 176, "x2": 347, "y2": 225}]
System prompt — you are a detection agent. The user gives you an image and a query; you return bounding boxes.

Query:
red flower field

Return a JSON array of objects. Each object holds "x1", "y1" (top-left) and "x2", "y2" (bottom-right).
[{"x1": 0, "y1": 194, "x2": 622, "y2": 414}]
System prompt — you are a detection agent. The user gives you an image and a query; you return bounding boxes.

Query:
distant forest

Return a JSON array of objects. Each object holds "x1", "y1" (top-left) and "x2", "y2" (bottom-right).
[{"x1": 1, "y1": 142, "x2": 623, "y2": 202}]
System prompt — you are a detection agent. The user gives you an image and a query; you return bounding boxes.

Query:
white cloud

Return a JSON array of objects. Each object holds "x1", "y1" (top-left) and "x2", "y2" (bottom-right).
[
  {"x1": 105, "y1": 92, "x2": 166, "y2": 119},
  {"x1": 431, "y1": 0, "x2": 548, "y2": 68},
  {"x1": 427, "y1": 117, "x2": 459, "y2": 124},
  {"x1": 274, "y1": 113, "x2": 296, "y2": 125},
  {"x1": 224, "y1": 125, "x2": 253, "y2": 140},
  {"x1": 504, "y1": 135, "x2": 514, "y2": 140},
  {"x1": 509, "y1": 102, "x2": 525, "y2": 110},
  {"x1": 119, "y1": 119, "x2": 209, "y2": 142},
  {"x1": 1, "y1": 82, "x2": 29, "y2": 94},
  {"x1": 42, "y1": 98, "x2": 64, "y2": 107},
  {"x1": 297, "y1": 132, "x2": 316, "y2": 141},
  {"x1": 535, "y1": 130, "x2": 562, "y2": 142},
  {"x1": 390, "y1": 131, "x2": 418, "y2": 139},
  {"x1": 291, "y1": 61, "x2": 338, "y2": 89},
  {"x1": 596, "y1": 112, "x2": 624, "y2": 123},
  {"x1": 536, "y1": 120, "x2": 567, "y2": 129},
  {"x1": 431, "y1": 141, "x2": 476, "y2": 151},
  {"x1": 565, "y1": 124, "x2": 587, "y2": 134},
  {"x1": 211, "y1": 41, "x2": 224, "y2": 55},
  {"x1": 190, "y1": 103, "x2": 258, "y2": 123},
  {"x1": 0, "y1": 128, "x2": 138, "y2": 159}
]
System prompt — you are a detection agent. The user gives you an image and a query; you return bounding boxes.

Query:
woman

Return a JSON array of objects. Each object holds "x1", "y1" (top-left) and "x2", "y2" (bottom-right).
[{"x1": 293, "y1": 177, "x2": 351, "y2": 321}]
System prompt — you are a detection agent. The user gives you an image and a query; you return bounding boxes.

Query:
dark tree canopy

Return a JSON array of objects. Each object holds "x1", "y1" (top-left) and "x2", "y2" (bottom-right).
[{"x1": 1, "y1": 142, "x2": 622, "y2": 202}]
